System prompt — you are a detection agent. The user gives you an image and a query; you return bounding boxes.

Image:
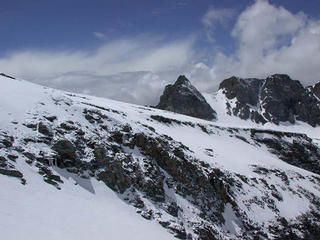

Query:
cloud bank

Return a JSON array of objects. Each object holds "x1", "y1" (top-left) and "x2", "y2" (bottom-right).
[
  {"x1": 0, "y1": 0, "x2": 319, "y2": 105},
  {"x1": 0, "y1": 36, "x2": 194, "y2": 105},
  {"x1": 209, "y1": 0, "x2": 320, "y2": 86}
]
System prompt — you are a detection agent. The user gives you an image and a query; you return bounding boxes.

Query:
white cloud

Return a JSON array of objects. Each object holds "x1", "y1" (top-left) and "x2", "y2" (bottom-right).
[
  {"x1": 0, "y1": 36, "x2": 194, "y2": 105},
  {"x1": 202, "y1": 7, "x2": 234, "y2": 28},
  {"x1": 0, "y1": 36, "x2": 194, "y2": 78},
  {"x1": 201, "y1": 7, "x2": 235, "y2": 42},
  {"x1": 202, "y1": 0, "x2": 320, "y2": 91}
]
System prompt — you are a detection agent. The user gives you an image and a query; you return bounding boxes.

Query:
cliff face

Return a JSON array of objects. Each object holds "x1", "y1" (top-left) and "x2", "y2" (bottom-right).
[
  {"x1": 156, "y1": 75, "x2": 216, "y2": 120},
  {"x1": 219, "y1": 74, "x2": 320, "y2": 127}
]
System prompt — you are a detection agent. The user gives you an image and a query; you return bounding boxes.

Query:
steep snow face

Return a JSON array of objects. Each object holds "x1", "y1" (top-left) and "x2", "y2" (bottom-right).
[
  {"x1": 0, "y1": 174, "x2": 175, "y2": 240},
  {"x1": 0, "y1": 75, "x2": 320, "y2": 240}
]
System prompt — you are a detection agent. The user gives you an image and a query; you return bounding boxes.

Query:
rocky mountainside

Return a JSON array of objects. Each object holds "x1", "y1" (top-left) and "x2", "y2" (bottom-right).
[
  {"x1": 156, "y1": 75, "x2": 216, "y2": 120},
  {"x1": 1, "y1": 74, "x2": 320, "y2": 239},
  {"x1": 216, "y1": 74, "x2": 320, "y2": 127}
]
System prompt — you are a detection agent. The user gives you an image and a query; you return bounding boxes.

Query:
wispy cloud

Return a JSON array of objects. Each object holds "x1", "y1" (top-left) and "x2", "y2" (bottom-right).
[
  {"x1": 201, "y1": 6, "x2": 235, "y2": 42},
  {"x1": 202, "y1": 7, "x2": 235, "y2": 28},
  {"x1": 0, "y1": 35, "x2": 195, "y2": 105},
  {"x1": 93, "y1": 32, "x2": 106, "y2": 39}
]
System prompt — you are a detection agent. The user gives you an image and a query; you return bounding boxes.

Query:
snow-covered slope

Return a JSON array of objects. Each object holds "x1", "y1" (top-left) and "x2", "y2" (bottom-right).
[
  {"x1": 1, "y1": 75, "x2": 320, "y2": 239},
  {"x1": 0, "y1": 173, "x2": 175, "y2": 240}
]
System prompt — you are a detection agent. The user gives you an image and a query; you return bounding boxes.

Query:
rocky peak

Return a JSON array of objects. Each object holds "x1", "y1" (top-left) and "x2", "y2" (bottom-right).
[
  {"x1": 219, "y1": 74, "x2": 320, "y2": 127},
  {"x1": 263, "y1": 74, "x2": 305, "y2": 97},
  {"x1": 175, "y1": 75, "x2": 190, "y2": 85},
  {"x1": 261, "y1": 74, "x2": 307, "y2": 124},
  {"x1": 156, "y1": 75, "x2": 216, "y2": 120},
  {"x1": 219, "y1": 76, "x2": 262, "y2": 106}
]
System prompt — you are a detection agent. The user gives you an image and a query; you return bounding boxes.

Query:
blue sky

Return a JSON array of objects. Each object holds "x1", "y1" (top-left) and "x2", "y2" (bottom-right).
[
  {"x1": 0, "y1": 0, "x2": 320, "y2": 105},
  {"x1": 1, "y1": 0, "x2": 318, "y2": 54}
]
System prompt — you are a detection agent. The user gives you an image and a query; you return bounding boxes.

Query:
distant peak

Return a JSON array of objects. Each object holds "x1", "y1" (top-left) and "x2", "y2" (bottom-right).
[
  {"x1": 155, "y1": 75, "x2": 216, "y2": 120},
  {"x1": 175, "y1": 75, "x2": 190, "y2": 86}
]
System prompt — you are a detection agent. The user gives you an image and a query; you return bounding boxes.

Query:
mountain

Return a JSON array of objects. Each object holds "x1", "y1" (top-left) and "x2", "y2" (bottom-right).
[
  {"x1": 156, "y1": 75, "x2": 216, "y2": 120},
  {"x1": 0, "y1": 73, "x2": 320, "y2": 240},
  {"x1": 214, "y1": 74, "x2": 320, "y2": 127}
]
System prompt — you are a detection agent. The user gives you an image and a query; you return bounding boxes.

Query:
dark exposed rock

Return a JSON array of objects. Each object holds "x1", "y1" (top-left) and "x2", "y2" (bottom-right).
[
  {"x1": 165, "y1": 202, "x2": 180, "y2": 217},
  {"x1": 38, "y1": 165, "x2": 63, "y2": 189},
  {"x1": 219, "y1": 76, "x2": 262, "y2": 106},
  {"x1": 219, "y1": 74, "x2": 320, "y2": 126},
  {"x1": 93, "y1": 146, "x2": 105, "y2": 161},
  {"x1": 0, "y1": 156, "x2": 8, "y2": 168},
  {"x1": 0, "y1": 156, "x2": 25, "y2": 184},
  {"x1": 0, "y1": 134, "x2": 14, "y2": 148},
  {"x1": 97, "y1": 153, "x2": 165, "y2": 201},
  {"x1": 109, "y1": 131, "x2": 123, "y2": 144},
  {"x1": 23, "y1": 152, "x2": 35, "y2": 161},
  {"x1": 251, "y1": 129, "x2": 320, "y2": 175},
  {"x1": 219, "y1": 76, "x2": 266, "y2": 124},
  {"x1": 309, "y1": 81, "x2": 320, "y2": 99},
  {"x1": 261, "y1": 74, "x2": 311, "y2": 125},
  {"x1": 0, "y1": 169, "x2": 23, "y2": 178},
  {"x1": 0, "y1": 73, "x2": 15, "y2": 79},
  {"x1": 7, "y1": 154, "x2": 18, "y2": 162},
  {"x1": 44, "y1": 115, "x2": 57, "y2": 122},
  {"x1": 24, "y1": 123, "x2": 37, "y2": 130},
  {"x1": 38, "y1": 122, "x2": 52, "y2": 136},
  {"x1": 60, "y1": 122, "x2": 77, "y2": 131},
  {"x1": 150, "y1": 115, "x2": 182, "y2": 125},
  {"x1": 156, "y1": 75, "x2": 216, "y2": 120},
  {"x1": 52, "y1": 139, "x2": 77, "y2": 167},
  {"x1": 196, "y1": 227, "x2": 219, "y2": 240}
]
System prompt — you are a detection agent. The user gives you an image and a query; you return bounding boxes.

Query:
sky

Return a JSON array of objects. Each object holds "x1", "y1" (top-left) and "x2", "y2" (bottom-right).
[{"x1": 0, "y1": 0, "x2": 320, "y2": 105}]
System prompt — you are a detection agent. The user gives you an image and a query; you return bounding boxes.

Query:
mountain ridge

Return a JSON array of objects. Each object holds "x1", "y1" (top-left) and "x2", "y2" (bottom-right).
[
  {"x1": 215, "y1": 74, "x2": 320, "y2": 127},
  {"x1": 154, "y1": 74, "x2": 320, "y2": 128}
]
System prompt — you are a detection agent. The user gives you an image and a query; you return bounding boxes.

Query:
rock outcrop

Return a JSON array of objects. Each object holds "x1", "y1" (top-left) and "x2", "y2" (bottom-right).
[
  {"x1": 156, "y1": 75, "x2": 216, "y2": 120},
  {"x1": 309, "y1": 81, "x2": 320, "y2": 99},
  {"x1": 0, "y1": 73, "x2": 15, "y2": 79},
  {"x1": 219, "y1": 74, "x2": 320, "y2": 126}
]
